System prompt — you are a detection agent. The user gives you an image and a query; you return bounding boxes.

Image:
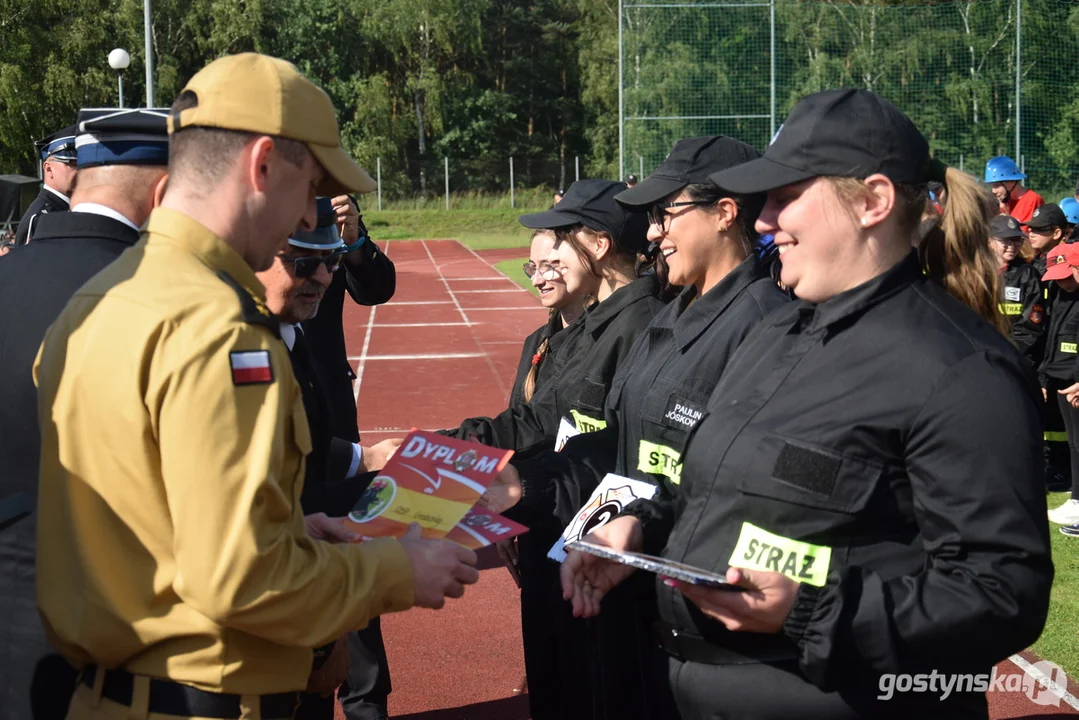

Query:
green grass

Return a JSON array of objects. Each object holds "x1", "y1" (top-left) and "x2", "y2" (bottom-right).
[
  {"x1": 363, "y1": 208, "x2": 534, "y2": 249},
  {"x1": 494, "y1": 257, "x2": 537, "y2": 297},
  {"x1": 1034, "y1": 492, "x2": 1079, "y2": 677},
  {"x1": 374, "y1": 188, "x2": 555, "y2": 211}
]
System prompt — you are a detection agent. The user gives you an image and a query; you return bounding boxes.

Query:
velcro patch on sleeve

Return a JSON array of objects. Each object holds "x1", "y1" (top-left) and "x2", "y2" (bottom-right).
[
  {"x1": 230, "y1": 350, "x2": 274, "y2": 385},
  {"x1": 773, "y1": 442, "x2": 840, "y2": 496}
]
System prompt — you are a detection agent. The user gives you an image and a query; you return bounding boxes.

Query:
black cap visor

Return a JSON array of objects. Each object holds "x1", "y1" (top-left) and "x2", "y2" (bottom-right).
[
  {"x1": 519, "y1": 208, "x2": 587, "y2": 230},
  {"x1": 1026, "y1": 217, "x2": 1063, "y2": 230},
  {"x1": 614, "y1": 175, "x2": 687, "y2": 207},
  {"x1": 710, "y1": 156, "x2": 820, "y2": 195}
]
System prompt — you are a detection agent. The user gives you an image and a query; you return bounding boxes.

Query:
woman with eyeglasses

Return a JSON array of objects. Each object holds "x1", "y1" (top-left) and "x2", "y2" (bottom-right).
[
  {"x1": 491, "y1": 136, "x2": 790, "y2": 720},
  {"x1": 561, "y1": 89, "x2": 1052, "y2": 720},
  {"x1": 508, "y1": 230, "x2": 593, "y2": 409}
]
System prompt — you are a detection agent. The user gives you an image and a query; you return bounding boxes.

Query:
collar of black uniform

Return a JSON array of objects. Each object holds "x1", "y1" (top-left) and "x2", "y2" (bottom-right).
[
  {"x1": 544, "y1": 308, "x2": 565, "y2": 336},
  {"x1": 666, "y1": 254, "x2": 771, "y2": 350},
  {"x1": 23, "y1": 209, "x2": 141, "y2": 247},
  {"x1": 583, "y1": 273, "x2": 660, "y2": 337},
  {"x1": 790, "y1": 251, "x2": 922, "y2": 333}
]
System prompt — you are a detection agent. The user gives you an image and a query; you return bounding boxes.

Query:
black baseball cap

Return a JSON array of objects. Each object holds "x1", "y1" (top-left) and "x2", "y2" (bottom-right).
[
  {"x1": 989, "y1": 215, "x2": 1027, "y2": 240},
  {"x1": 616, "y1": 136, "x2": 762, "y2": 207},
  {"x1": 711, "y1": 89, "x2": 937, "y2": 194},
  {"x1": 1027, "y1": 203, "x2": 1068, "y2": 230},
  {"x1": 519, "y1": 179, "x2": 649, "y2": 253}
]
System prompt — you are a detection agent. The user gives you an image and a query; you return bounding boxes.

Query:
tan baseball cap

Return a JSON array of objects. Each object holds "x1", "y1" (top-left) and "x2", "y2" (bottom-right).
[{"x1": 167, "y1": 53, "x2": 375, "y2": 196}]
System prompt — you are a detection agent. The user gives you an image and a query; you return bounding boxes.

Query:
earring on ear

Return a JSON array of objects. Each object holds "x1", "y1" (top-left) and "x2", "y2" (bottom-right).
[{"x1": 860, "y1": 217, "x2": 868, "y2": 227}]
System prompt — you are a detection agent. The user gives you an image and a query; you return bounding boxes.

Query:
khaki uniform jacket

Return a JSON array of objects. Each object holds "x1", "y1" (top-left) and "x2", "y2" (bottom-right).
[{"x1": 34, "y1": 208, "x2": 414, "y2": 695}]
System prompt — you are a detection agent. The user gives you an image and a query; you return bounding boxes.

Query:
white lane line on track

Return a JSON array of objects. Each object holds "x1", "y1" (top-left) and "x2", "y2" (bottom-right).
[
  {"x1": 352, "y1": 241, "x2": 388, "y2": 404},
  {"x1": 1008, "y1": 653, "x2": 1079, "y2": 710},
  {"x1": 422, "y1": 240, "x2": 471, "y2": 326}
]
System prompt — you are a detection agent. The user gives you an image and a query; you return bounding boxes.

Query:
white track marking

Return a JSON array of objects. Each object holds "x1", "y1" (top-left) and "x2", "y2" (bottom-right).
[
  {"x1": 352, "y1": 241, "x2": 389, "y2": 403},
  {"x1": 422, "y1": 240, "x2": 471, "y2": 326},
  {"x1": 1008, "y1": 653, "x2": 1079, "y2": 710}
]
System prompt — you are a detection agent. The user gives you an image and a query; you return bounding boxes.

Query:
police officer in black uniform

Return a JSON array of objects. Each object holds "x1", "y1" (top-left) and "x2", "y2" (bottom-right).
[
  {"x1": 0, "y1": 107, "x2": 169, "y2": 720},
  {"x1": 563, "y1": 89, "x2": 1053, "y2": 719},
  {"x1": 989, "y1": 214, "x2": 1044, "y2": 365},
  {"x1": 505, "y1": 136, "x2": 790, "y2": 720},
  {"x1": 14, "y1": 124, "x2": 78, "y2": 245},
  {"x1": 444, "y1": 179, "x2": 667, "y2": 453}
]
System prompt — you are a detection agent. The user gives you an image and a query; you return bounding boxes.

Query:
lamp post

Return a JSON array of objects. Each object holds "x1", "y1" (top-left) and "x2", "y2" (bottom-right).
[{"x1": 108, "y1": 48, "x2": 131, "y2": 108}]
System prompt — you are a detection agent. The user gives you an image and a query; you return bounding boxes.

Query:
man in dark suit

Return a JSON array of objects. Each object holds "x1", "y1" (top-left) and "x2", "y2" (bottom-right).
[
  {"x1": 255, "y1": 197, "x2": 400, "y2": 720},
  {"x1": 303, "y1": 196, "x2": 397, "y2": 720},
  {"x1": 303, "y1": 196, "x2": 395, "y2": 440},
  {"x1": 14, "y1": 125, "x2": 79, "y2": 245},
  {"x1": 0, "y1": 107, "x2": 169, "y2": 720}
]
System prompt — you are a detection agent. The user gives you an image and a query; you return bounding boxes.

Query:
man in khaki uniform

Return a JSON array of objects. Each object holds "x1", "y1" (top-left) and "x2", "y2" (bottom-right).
[{"x1": 34, "y1": 53, "x2": 479, "y2": 720}]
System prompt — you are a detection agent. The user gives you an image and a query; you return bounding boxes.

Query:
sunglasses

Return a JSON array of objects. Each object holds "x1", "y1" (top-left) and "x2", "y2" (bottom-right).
[
  {"x1": 522, "y1": 261, "x2": 563, "y2": 281},
  {"x1": 277, "y1": 252, "x2": 343, "y2": 278}
]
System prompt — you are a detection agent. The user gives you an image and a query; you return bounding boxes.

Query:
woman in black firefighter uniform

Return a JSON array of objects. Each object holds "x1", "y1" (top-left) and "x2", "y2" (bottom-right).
[
  {"x1": 562, "y1": 89, "x2": 1053, "y2": 719},
  {"x1": 507, "y1": 229, "x2": 592, "y2": 409},
  {"x1": 496, "y1": 228, "x2": 597, "y2": 720},
  {"x1": 989, "y1": 214, "x2": 1045, "y2": 365},
  {"x1": 502, "y1": 135, "x2": 790, "y2": 720}
]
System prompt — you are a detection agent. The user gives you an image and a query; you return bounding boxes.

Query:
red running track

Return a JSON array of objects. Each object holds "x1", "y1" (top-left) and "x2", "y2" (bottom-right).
[{"x1": 338, "y1": 239, "x2": 1079, "y2": 719}]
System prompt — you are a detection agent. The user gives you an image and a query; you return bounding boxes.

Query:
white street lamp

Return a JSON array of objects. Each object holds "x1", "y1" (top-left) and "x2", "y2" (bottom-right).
[{"x1": 108, "y1": 48, "x2": 131, "y2": 108}]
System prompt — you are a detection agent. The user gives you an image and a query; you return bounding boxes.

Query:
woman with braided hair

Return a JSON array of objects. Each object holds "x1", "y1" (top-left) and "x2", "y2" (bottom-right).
[{"x1": 508, "y1": 229, "x2": 595, "y2": 409}]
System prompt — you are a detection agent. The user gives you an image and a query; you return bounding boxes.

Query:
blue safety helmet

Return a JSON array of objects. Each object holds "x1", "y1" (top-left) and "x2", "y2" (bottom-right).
[
  {"x1": 984, "y1": 156, "x2": 1026, "y2": 183},
  {"x1": 1060, "y1": 197, "x2": 1079, "y2": 225},
  {"x1": 289, "y1": 197, "x2": 345, "y2": 251}
]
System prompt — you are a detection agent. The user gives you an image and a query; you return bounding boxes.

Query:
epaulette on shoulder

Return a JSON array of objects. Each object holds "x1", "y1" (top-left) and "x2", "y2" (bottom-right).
[{"x1": 217, "y1": 270, "x2": 280, "y2": 338}]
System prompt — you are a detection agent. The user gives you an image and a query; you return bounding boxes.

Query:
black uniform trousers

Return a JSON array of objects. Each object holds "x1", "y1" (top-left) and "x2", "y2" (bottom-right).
[
  {"x1": 510, "y1": 508, "x2": 592, "y2": 720},
  {"x1": 666, "y1": 657, "x2": 988, "y2": 720}
]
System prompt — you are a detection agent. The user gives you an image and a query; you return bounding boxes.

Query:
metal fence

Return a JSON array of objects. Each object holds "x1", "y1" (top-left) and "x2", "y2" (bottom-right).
[{"x1": 619, "y1": 0, "x2": 1079, "y2": 198}]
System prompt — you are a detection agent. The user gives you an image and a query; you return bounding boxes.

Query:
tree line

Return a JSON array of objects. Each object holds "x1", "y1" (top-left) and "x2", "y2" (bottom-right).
[{"x1": 1, "y1": 0, "x2": 1077, "y2": 199}]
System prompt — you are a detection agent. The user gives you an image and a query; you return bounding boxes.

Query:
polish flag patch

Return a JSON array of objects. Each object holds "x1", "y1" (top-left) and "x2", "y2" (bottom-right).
[{"x1": 230, "y1": 350, "x2": 274, "y2": 385}]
